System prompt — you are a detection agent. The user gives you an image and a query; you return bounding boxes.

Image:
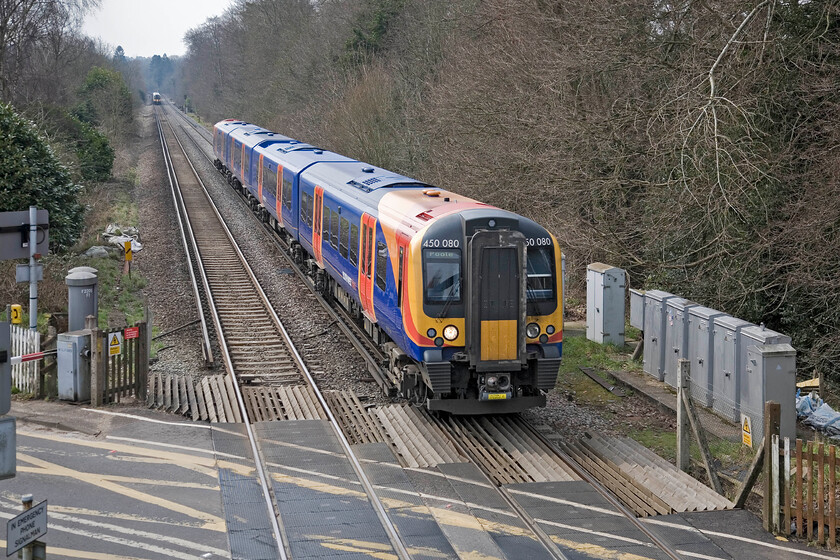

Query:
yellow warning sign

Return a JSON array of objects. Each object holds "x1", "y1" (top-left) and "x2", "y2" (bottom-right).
[
  {"x1": 741, "y1": 414, "x2": 753, "y2": 448},
  {"x1": 108, "y1": 332, "x2": 123, "y2": 356},
  {"x1": 124, "y1": 240, "x2": 133, "y2": 262},
  {"x1": 10, "y1": 304, "x2": 22, "y2": 324}
]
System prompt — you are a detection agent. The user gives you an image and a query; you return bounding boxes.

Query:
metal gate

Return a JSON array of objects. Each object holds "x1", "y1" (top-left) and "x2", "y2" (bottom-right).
[{"x1": 92, "y1": 322, "x2": 149, "y2": 405}]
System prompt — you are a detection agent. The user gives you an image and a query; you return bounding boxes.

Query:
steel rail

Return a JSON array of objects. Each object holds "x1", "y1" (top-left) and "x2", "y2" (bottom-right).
[
  {"x1": 520, "y1": 420, "x2": 685, "y2": 560},
  {"x1": 162, "y1": 106, "x2": 412, "y2": 560},
  {"x1": 157, "y1": 110, "x2": 289, "y2": 559},
  {"x1": 153, "y1": 108, "x2": 214, "y2": 367},
  {"x1": 170, "y1": 107, "x2": 392, "y2": 392}
]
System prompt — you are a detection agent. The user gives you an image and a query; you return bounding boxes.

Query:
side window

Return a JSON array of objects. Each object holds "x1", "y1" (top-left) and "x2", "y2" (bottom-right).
[
  {"x1": 376, "y1": 241, "x2": 388, "y2": 291},
  {"x1": 366, "y1": 228, "x2": 373, "y2": 278},
  {"x1": 331, "y1": 212, "x2": 339, "y2": 249},
  {"x1": 263, "y1": 161, "x2": 276, "y2": 196},
  {"x1": 283, "y1": 175, "x2": 293, "y2": 210},
  {"x1": 233, "y1": 141, "x2": 241, "y2": 169},
  {"x1": 243, "y1": 148, "x2": 250, "y2": 178},
  {"x1": 397, "y1": 247, "x2": 404, "y2": 307},
  {"x1": 340, "y1": 218, "x2": 349, "y2": 259},
  {"x1": 349, "y1": 223, "x2": 359, "y2": 266},
  {"x1": 323, "y1": 207, "x2": 331, "y2": 241},
  {"x1": 300, "y1": 191, "x2": 311, "y2": 227}
]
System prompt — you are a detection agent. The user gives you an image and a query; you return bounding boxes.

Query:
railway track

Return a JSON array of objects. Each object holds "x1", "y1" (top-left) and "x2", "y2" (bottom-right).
[{"x1": 158, "y1": 104, "x2": 688, "y2": 560}]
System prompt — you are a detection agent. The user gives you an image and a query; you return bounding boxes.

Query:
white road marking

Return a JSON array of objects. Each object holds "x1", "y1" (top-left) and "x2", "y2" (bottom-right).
[
  {"x1": 0, "y1": 507, "x2": 224, "y2": 560},
  {"x1": 644, "y1": 518, "x2": 833, "y2": 559},
  {"x1": 0, "y1": 499, "x2": 227, "y2": 557},
  {"x1": 82, "y1": 408, "x2": 212, "y2": 427}
]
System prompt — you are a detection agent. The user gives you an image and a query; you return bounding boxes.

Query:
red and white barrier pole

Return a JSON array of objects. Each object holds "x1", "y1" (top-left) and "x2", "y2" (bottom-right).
[{"x1": 10, "y1": 350, "x2": 54, "y2": 366}]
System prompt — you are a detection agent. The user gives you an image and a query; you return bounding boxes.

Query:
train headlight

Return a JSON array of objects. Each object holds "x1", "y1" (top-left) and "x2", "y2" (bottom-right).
[
  {"x1": 539, "y1": 334, "x2": 549, "y2": 343},
  {"x1": 526, "y1": 323, "x2": 540, "y2": 339},
  {"x1": 427, "y1": 328, "x2": 437, "y2": 338},
  {"x1": 434, "y1": 337, "x2": 444, "y2": 347},
  {"x1": 443, "y1": 325, "x2": 459, "y2": 341},
  {"x1": 546, "y1": 325, "x2": 555, "y2": 335}
]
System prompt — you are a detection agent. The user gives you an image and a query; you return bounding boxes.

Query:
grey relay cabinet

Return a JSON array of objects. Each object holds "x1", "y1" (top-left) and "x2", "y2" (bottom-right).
[
  {"x1": 586, "y1": 263, "x2": 625, "y2": 346},
  {"x1": 663, "y1": 297, "x2": 698, "y2": 389},
  {"x1": 642, "y1": 290, "x2": 675, "y2": 381},
  {"x1": 687, "y1": 306, "x2": 726, "y2": 407},
  {"x1": 712, "y1": 315, "x2": 752, "y2": 422},
  {"x1": 744, "y1": 344, "x2": 796, "y2": 442}
]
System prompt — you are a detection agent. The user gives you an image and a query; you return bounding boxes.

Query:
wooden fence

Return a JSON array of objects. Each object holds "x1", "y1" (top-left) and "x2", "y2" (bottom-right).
[
  {"x1": 770, "y1": 434, "x2": 840, "y2": 548},
  {"x1": 91, "y1": 322, "x2": 149, "y2": 406},
  {"x1": 10, "y1": 325, "x2": 39, "y2": 394}
]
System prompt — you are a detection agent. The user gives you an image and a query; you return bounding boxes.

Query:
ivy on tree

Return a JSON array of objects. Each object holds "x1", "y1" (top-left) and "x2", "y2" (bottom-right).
[{"x1": 0, "y1": 102, "x2": 84, "y2": 252}]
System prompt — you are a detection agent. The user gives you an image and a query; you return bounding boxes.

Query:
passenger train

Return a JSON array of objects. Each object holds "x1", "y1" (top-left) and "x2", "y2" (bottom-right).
[
  {"x1": 152, "y1": 92, "x2": 162, "y2": 105},
  {"x1": 213, "y1": 119, "x2": 563, "y2": 414}
]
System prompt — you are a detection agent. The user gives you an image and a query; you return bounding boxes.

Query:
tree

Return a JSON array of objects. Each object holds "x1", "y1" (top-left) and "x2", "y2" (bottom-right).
[
  {"x1": 0, "y1": 102, "x2": 84, "y2": 251},
  {"x1": 77, "y1": 66, "x2": 133, "y2": 139}
]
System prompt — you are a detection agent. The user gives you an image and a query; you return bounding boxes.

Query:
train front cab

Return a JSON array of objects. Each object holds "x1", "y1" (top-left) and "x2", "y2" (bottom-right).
[{"x1": 409, "y1": 211, "x2": 563, "y2": 414}]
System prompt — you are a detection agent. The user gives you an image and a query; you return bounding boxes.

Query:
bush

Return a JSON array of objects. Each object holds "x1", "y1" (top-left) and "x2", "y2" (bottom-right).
[{"x1": 0, "y1": 102, "x2": 85, "y2": 252}]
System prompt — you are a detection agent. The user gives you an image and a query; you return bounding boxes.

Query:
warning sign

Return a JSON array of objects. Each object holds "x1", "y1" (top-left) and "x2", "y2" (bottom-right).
[
  {"x1": 108, "y1": 332, "x2": 123, "y2": 356},
  {"x1": 124, "y1": 240, "x2": 133, "y2": 262},
  {"x1": 10, "y1": 304, "x2": 21, "y2": 324},
  {"x1": 741, "y1": 414, "x2": 753, "y2": 448},
  {"x1": 124, "y1": 326, "x2": 139, "y2": 340}
]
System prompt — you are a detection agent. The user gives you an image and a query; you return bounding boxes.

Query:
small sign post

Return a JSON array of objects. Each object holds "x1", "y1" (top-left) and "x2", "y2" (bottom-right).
[
  {"x1": 6, "y1": 497, "x2": 47, "y2": 556},
  {"x1": 124, "y1": 240, "x2": 132, "y2": 277},
  {"x1": 741, "y1": 413, "x2": 753, "y2": 448},
  {"x1": 108, "y1": 332, "x2": 123, "y2": 356}
]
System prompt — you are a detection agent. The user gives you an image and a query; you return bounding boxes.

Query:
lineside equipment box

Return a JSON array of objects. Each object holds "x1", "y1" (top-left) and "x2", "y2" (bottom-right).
[
  {"x1": 57, "y1": 332, "x2": 91, "y2": 402},
  {"x1": 642, "y1": 290, "x2": 675, "y2": 381},
  {"x1": 663, "y1": 297, "x2": 698, "y2": 388},
  {"x1": 687, "y1": 306, "x2": 726, "y2": 407},
  {"x1": 586, "y1": 263, "x2": 626, "y2": 346}
]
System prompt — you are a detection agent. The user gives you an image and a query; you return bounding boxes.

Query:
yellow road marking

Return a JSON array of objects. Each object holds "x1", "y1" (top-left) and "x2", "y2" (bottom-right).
[
  {"x1": 0, "y1": 540, "x2": 145, "y2": 560},
  {"x1": 17, "y1": 454, "x2": 225, "y2": 531},
  {"x1": 15, "y1": 467, "x2": 219, "y2": 490},
  {"x1": 551, "y1": 537, "x2": 661, "y2": 560}
]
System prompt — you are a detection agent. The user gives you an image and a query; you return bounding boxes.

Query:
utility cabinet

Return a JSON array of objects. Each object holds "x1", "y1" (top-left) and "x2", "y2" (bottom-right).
[
  {"x1": 629, "y1": 289, "x2": 645, "y2": 330},
  {"x1": 663, "y1": 298, "x2": 698, "y2": 388},
  {"x1": 586, "y1": 263, "x2": 625, "y2": 346},
  {"x1": 712, "y1": 315, "x2": 751, "y2": 422},
  {"x1": 744, "y1": 343, "x2": 796, "y2": 443},
  {"x1": 57, "y1": 331, "x2": 91, "y2": 402},
  {"x1": 687, "y1": 306, "x2": 726, "y2": 407},
  {"x1": 643, "y1": 290, "x2": 675, "y2": 381},
  {"x1": 738, "y1": 325, "x2": 791, "y2": 419}
]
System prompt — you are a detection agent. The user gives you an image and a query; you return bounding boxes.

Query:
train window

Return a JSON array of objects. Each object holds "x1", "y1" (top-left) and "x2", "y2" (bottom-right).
[
  {"x1": 301, "y1": 191, "x2": 312, "y2": 227},
  {"x1": 282, "y1": 174, "x2": 292, "y2": 210},
  {"x1": 526, "y1": 246, "x2": 555, "y2": 303},
  {"x1": 397, "y1": 247, "x2": 404, "y2": 308},
  {"x1": 349, "y1": 223, "x2": 359, "y2": 266},
  {"x1": 263, "y1": 161, "x2": 276, "y2": 196},
  {"x1": 233, "y1": 141, "x2": 241, "y2": 169},
  {"x1": 330, "y1": 211, "x2": 339, "y2": 249},
  {"x1": 360, "y1": 225, "x2": 368, "y2": 275},
  {"x1": 423, "y1": 249, "x2": 461, "y2": 303},
  {"x1": 340, "y1": 218, "x2": 349, "y2": 259},
  {"x1": 366, "y1": 228, "x2": 373, "y2": 279},
  {"x1": 376, "y1": 242, "x2": 388, "y2": 291},
  {"x1": 323, "y1": 207, "x2": 331, "y2": 243},
  {"x1": 243, "y1": 148, "x2": 250, "y2": 179}
]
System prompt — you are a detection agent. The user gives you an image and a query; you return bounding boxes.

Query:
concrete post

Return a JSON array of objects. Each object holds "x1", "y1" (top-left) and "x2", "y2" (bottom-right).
[
  {"x1": 676, "y1": 359, "x2": 691, "y2": 472},
  {"x1": 89, "y1": 323, "x2": 102, "y2": 407}
]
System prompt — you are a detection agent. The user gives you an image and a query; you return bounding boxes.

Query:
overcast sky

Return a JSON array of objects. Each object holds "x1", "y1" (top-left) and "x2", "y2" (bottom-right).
[{"x1": 82, "y1": 0, "x2": 234, "y2": 58}]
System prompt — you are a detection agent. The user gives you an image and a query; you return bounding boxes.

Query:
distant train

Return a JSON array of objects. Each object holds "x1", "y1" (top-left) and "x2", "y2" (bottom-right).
[
  {"x1": 213, "y1": 119, "x2": 563, "y2": 414},
  {"x1": 152, "y1": 92, "x2": 161, "y2": 105}
]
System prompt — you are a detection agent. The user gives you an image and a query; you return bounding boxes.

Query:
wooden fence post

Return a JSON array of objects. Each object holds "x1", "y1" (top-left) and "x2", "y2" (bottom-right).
[
  {"x1": 763, "y1": 401, "x2": 781, "y2": 532},
  {"x1": 676, "y1": 359, "x2": 690, "y2": 472},
  {"x1": 138, "y1": 322, "x2": 148, "y2": 402}
]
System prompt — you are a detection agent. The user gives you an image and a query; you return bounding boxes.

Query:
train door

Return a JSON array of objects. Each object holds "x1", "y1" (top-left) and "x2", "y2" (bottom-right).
[
  {"x1": 276, "y1": 166, "x2": 284, "y2": 227},
  {"x1": 358, "y1": 214, "x2": 377, "y2": 322},
  {"x1": 467, "y1": 230, "x2": 526, "y2": 371},
  {"x1": 313, "y1": 186, "x2": 324, "y2": 266}
]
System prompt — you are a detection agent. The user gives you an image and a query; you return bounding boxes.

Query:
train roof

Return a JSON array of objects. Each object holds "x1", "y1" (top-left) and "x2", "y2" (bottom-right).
[
  {"x1": 302, "y1": 161, "x2": 427, "y2": 195},
  {"x1": 256, "y1": 143, "x2": 355, "y2": 173}
]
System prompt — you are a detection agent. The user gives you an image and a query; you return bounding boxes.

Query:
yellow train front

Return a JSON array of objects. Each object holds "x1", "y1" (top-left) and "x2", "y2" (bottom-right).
[
  {"x1": 379, "y1": 189, "x2": 564, "y2": 414},
  {"x1": 152, "y1": 92, "x2": 161, "y2": 105}
]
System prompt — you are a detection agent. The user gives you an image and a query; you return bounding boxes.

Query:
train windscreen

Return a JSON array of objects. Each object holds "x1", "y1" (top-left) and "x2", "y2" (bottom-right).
[{"x1": 424, "y1": 249, "x2": 462, "y2": 303}]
